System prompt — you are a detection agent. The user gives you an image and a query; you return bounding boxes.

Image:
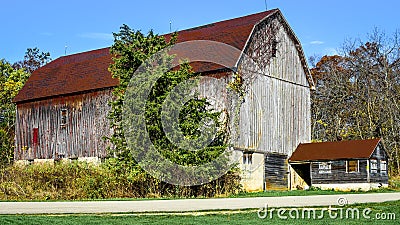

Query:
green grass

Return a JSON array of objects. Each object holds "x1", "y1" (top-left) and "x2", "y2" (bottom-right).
[
  {"x1": 229, "y1": 188, "x2": 400, "y2": 198},
  {"x1": 0, "y1": 200, "x2": 398, "y2": 225}
]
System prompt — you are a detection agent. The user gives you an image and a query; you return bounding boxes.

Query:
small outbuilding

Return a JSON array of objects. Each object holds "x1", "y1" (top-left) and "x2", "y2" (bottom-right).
[{"x1": 289, "y1": 139, "x2": 389, "y2": 191}]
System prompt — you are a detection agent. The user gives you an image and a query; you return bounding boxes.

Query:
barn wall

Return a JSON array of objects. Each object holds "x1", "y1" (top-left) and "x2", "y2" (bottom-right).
[
  {"x1": 197, "y1": 74, "x2": 231, "y2": 114},
  {"x1": 15, "y1": 89, "x2": 113, "y2": 160},
  {"x1": 234, "y1": 13, "x2": 311, "y2": 155},
  {"x1": 239, "y1": 152, "x2": 265, "y2": 192},
  {"x1": 195, "y1": 15, "x2": 311, "y2": 191}
]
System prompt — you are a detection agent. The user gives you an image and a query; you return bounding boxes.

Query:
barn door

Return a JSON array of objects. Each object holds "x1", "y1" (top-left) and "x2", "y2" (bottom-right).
[
  {"x1": 265, "y1": 153, "x2": 288, "y2": 190},
  {"x1": 32, "y1": 128, "x2": 39, "y2": 159}
]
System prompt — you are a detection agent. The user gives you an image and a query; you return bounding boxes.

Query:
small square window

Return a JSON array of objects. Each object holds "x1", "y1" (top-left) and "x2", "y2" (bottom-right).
[
  {"x1": 318, "y1": 162, "x2": 331, "y2": 174},
  {"x1": 370, "y1": 159, "x2": 378, "y2": 173},
  {"x1": 243, "y1": 152, "x2": 253, "y2": 165}
]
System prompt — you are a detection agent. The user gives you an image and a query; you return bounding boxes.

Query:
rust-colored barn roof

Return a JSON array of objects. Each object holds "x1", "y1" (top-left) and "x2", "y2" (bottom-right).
[
  {"x1": 289, "y1": 139, "x2": 382, "y2": 162},
  {"x1": 13, "y1": 48, "x2": 118, "y2": 103},
  {"x1": 13, "y1": 9, "x2": 282, "y2": 103}
]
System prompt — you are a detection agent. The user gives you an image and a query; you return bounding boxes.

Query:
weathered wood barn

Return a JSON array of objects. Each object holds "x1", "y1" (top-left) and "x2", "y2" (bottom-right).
[
  {"x1": 289, "y1": 139, "x2": 389, "y2": 191},
  {"x1": 13, "y1": 9, "x2": 314, "y2": 191}
]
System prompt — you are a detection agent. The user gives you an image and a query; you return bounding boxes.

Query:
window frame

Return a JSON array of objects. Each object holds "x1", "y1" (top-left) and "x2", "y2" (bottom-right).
[
  {"x1": 60, "y1": 108, "x2": 68, "y2": 128},
  {"x1": 346, "y1": 160, "x2": 359, "y2": 173},
  {"x1": 243, "y1": 152, "x2": 253, "y2": 165},
  {"x1": 370, "y1": 159, "x2": 378, "y2": 174},
  {"x1": 318, "y1": 161, "x2": 332, "y2": 174},
  {"x1": 380, "y1": 160, "x2": 387, "y2": 174}
]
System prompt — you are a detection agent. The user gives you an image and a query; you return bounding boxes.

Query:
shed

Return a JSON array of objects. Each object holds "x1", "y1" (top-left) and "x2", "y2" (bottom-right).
[{"x1": 289, "y1": 139, "x2": 389, "y2": 191}]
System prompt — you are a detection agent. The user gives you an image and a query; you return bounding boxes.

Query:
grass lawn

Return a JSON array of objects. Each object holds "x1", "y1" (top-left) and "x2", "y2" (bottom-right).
[
  {"x1": 0, "y1": 200, "x2": 398, "y2": 225},
  {"x1": 229, "y1": 188, "x2": 399, "y2": 198}
]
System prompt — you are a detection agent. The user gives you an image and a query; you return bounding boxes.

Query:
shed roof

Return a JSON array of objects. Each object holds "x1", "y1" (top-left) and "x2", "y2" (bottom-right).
[
  {"x1": 14, "y1": 9, "x2": 310, "y2": 103},
  {"x1": 289, "y1": 139, "x2": 382, "y2": 162}
]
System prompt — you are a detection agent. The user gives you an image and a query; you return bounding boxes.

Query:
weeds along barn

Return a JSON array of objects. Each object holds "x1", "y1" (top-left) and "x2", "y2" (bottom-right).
[{"x1": 13, "y1": 9, "x2": 314, "y2": 191}]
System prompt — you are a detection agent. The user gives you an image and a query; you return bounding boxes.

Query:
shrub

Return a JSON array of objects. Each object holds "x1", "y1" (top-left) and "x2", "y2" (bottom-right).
[{"x1": 0, "y1": 160, "x2": 241, "y2": 200}]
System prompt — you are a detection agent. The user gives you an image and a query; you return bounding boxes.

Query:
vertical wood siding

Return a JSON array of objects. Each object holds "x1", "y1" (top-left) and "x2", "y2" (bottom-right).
[
  {"x1": 14, "y1": 14, "x2": 311, "y2": 170},
  {"x1": 265, "y1": 153, "x2": 288, "y2": 189},
  {"x1": 15, "y1": 89, "x2": 113, "y2": 160},
  {"x1": 369, "y1": 143, "x2": 389, "y2": 183},
  {"x1": 194, "y1": 15, "x2": 311, "y2": 191},
  {"x1": 311, "y1": 160, "x2": 369, "y2": 184},
  {"x1": 234, "y1": 15, "x2": 311, "y2": 155}
]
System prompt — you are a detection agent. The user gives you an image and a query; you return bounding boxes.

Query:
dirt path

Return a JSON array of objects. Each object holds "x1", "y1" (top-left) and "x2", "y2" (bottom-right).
[{"x1": 1, "y1": 192, "x2": 400, "y2": 215}]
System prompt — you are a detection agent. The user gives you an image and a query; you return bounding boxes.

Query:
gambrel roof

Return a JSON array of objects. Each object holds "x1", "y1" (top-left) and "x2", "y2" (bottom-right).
[
  {"x1": 289, "y1": 139, "x2": 384, "y2": 162},
  {"x1": 14, "y1": 9, "x2": 312, "y2": 103}
]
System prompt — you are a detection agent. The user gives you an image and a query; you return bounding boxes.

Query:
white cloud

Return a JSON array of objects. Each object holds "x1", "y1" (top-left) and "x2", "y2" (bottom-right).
[
  {"x1": 77, "y1": 32, "x2": 113, "y2": 41},
  {"x1": 310, "y1": 40, "x2": 324, "y2": 45}
]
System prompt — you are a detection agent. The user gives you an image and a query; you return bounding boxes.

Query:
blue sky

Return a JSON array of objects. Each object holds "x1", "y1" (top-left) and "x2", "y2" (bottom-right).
[{"x1": 1, "y1": 0, "x2": 399, "y2": 63}]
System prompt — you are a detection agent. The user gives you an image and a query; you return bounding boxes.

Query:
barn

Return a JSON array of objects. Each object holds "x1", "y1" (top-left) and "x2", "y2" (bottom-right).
[
  {"x1": 289, "y1": 139, "x2": 389, "y2": 191},
  {"x1": 13, "y1": 9, "x2": 314, "y2": 191}
]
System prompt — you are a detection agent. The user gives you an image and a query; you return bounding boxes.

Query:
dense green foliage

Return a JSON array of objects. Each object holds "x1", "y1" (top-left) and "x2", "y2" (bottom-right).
[
  {"x1": 0, "y1": 48, "x2": 50, "y2": 165},
  {"x1": 0, "y1": 60, "x2": 29, "y2": 164},
  {"x1": 107, "y1": 25, "x2": 231, "y2": 179}
]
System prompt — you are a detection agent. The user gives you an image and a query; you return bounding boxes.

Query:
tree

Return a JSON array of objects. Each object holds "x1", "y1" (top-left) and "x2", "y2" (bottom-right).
[
  {"x1": 0, "y1": 59, "x2": 30, "y2": 164},
  {"x1": 13, "y1": 47, "x2": 51, "y2": 73},
  {"x1": 0, "y1": 47, "x2": 50, "y2": 165},
  {"x1": 107, "y1": 25, "x2": 227, "y2": 173},
  {"x1": 311, "y1": 29, "x2": 400, "y2": 175}
]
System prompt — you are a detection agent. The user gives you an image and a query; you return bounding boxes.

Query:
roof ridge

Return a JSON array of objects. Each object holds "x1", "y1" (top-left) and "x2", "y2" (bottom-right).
[
  {"x1": 14, "y1": 9, "x2": 280, "y2": 103},
  {"x1": 301, "y1": 138, "x2": 381, "y2": 145},
  {"x1": 169, "y1": 9, "x2": 278, "y2": 34}
]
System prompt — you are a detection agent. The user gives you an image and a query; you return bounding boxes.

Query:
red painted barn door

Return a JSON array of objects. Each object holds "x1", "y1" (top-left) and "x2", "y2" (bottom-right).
[{"x1": 32, "y1": 128, "x2": 39, "y2": 158}]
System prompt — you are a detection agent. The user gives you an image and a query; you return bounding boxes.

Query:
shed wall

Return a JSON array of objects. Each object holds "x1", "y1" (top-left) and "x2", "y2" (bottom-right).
[
  {"x1": 311, "y1": 160, "x2": 368, "y2": 185},
  {"x1": 369, "y1": 143, "x2": 389, "y2": 183}
]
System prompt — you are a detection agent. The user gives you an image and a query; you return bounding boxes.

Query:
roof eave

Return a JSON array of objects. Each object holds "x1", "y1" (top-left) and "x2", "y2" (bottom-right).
[{"x1": 289, "y1": 157, "x2": 370, "y2": 163}]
